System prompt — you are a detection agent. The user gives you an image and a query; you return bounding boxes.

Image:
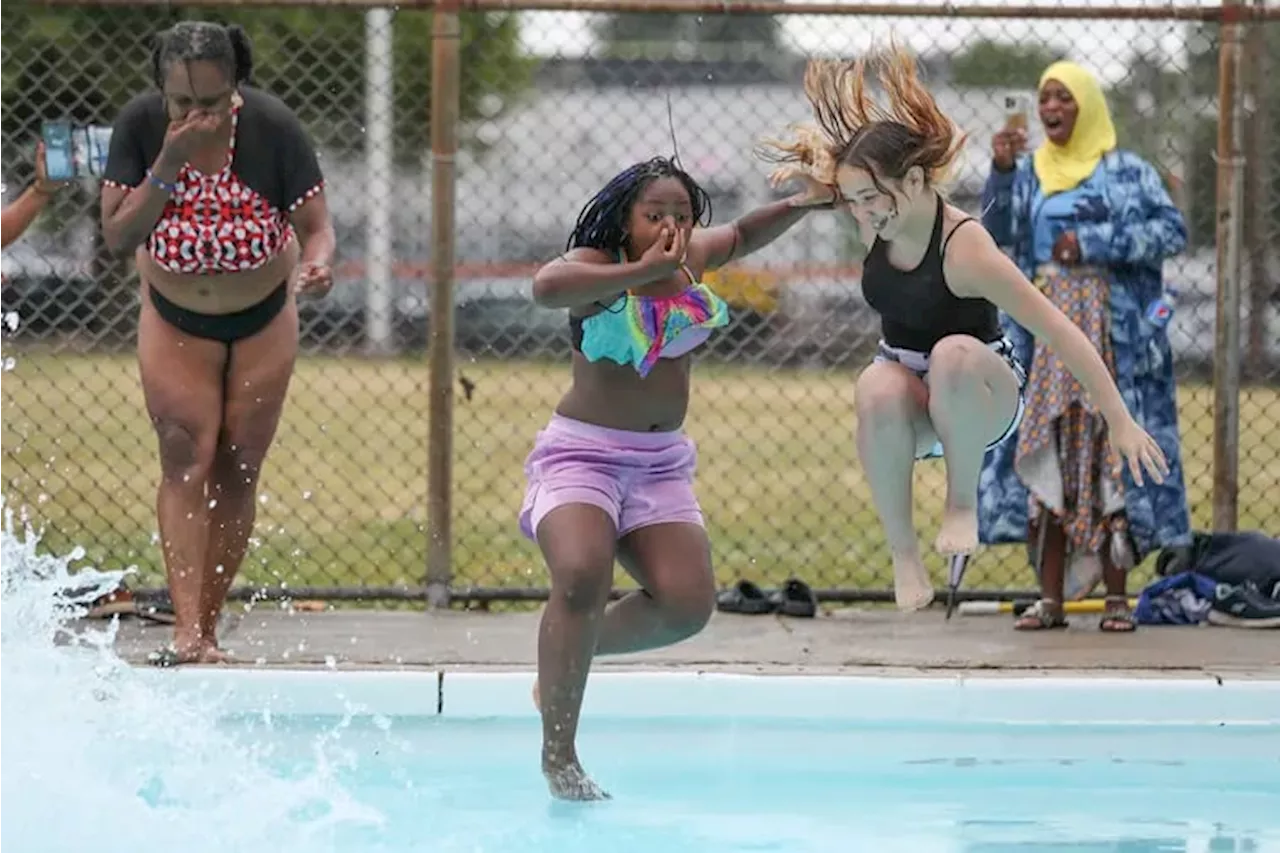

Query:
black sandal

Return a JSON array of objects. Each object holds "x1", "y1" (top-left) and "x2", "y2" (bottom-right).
[
  {"x1": 715, "y1": 580, "x2": 775, "y2": 615},
  {"x1": 768, "y1": 578, "x2": 818, "y2": 619},
  {"x1": 1100, "y1": 596, "x2": 1136, "y2": 632},
  {"x1": 1014, "y1": 599, "x2": 1068, "y2": 631}
]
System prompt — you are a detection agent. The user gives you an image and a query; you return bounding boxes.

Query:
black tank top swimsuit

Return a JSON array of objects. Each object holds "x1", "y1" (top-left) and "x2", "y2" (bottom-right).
[{"x1": 861, "y1": 195, "x2": 1000, "y2": 353}]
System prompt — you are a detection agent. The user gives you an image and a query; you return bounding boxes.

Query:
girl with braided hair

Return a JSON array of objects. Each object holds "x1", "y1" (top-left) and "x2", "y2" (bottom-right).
[
  {"x1": 762, "y1": 44, "x2": 1168, "y2": 613},
  {"x1": 523, "y1": 156, "x2": 830, "y2": 800}
]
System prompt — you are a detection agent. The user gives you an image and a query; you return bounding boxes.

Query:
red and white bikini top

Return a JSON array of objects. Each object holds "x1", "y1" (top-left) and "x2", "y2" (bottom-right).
[
  {"x1": 102, "y1": 87, "x2": 326, "y2": 277},
  {"x1": 146, "y1": 105, "x2": 296, "y2": 275}
]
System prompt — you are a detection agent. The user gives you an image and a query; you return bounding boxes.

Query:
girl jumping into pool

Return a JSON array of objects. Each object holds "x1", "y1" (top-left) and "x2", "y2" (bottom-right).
[
  {"x1": 761, "y1": 44, "x2": 1168, "y2": 612},
  {"x1": 524, "y1": 155, "x2": 830, "y2": 800}
]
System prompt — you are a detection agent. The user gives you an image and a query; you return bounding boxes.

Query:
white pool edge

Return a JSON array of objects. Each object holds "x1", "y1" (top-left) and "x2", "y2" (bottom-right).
[{"x1": 143, "y1": 669, "x2": 1280, "y2": 725}]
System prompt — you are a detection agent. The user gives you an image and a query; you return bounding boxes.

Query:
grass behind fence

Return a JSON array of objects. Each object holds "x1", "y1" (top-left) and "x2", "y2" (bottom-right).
[{"x1": 2, "y1": 351, "x2": 1275, "y2": 597}]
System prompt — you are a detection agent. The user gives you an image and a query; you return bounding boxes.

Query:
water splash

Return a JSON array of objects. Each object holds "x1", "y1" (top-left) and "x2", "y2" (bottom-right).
[
  {"x1": 2, "y1": 310, "x2": 18, "y2": 371},
  {"x1": 0, "y1": 503, "x2": 383, "y2": 853}
]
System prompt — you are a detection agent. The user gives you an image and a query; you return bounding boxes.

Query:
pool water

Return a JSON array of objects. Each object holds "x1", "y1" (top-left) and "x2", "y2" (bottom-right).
[
  {"x1": 3, "y1": 514, "x2": 1280, "y2": 853},
  {"x1": 229, "y1": 710, "x2": 1280, "y2": 853}
]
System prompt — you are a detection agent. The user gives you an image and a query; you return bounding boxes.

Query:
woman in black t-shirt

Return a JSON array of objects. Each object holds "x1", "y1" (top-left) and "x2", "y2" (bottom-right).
[{"x1": 100, "y1": 21, "x2": 335, "y2": 666}]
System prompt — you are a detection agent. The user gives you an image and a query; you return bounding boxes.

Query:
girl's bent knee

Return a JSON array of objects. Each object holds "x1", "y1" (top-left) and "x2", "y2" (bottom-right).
[{"x1": 663, "y1": 594, "x2": 714, "y2": 637}]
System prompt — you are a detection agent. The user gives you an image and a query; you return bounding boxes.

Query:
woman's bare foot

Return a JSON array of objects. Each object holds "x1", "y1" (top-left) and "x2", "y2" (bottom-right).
[
  {"x1": 147, "y1": 627, "x2": 205, "y2": 667},
  {"x1": 532, "y1": 678, "x2": 541, "y2": 711},
  {"x1": 543, "y1": 752, "x2": 611, "y2": 801},
  {"x1": 892, "y1": 550, "x2": 934, "y2": 612},
  {"x1": 934, "y1": 505, "x2": 979, "y2": 556},
  {"x1": 198, "y1": 642, "x2": 233, "y2": 664}
]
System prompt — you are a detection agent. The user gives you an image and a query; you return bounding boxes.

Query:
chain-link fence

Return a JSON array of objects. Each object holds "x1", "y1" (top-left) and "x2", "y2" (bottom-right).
[{"x1": 2, "y1": 1, "x2": 1276, "y2": 604}]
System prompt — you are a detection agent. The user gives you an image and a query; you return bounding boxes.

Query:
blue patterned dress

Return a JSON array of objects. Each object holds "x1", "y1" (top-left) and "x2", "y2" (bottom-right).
[{"x1": 976, "y1": 149, "x2": 1193, "y2": 573}]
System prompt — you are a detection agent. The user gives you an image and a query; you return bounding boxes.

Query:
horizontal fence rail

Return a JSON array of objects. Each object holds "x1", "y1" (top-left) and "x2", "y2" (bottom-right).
[
  {"x1": 2, "y1": 0, "x2": 1276, "y2": 608},
  {"x1": 33, "y1": 0, "x2": 1280, "y2": 21}
]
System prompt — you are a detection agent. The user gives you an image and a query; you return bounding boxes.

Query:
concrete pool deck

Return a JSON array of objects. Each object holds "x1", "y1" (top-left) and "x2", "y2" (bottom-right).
[{"x1": 99, "y1": 606, "x2": 1280, "y2": 677}]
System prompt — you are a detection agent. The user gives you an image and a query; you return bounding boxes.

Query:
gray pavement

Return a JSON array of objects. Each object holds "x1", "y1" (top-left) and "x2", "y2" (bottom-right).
[{"x1": 97, "y1": 605, "x2": 1280, "y2": 677}]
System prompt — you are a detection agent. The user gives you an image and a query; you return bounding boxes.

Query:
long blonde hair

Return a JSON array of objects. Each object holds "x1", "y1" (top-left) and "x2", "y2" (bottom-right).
[{"x1": 761, "y1": 43, "x2": 967, "y2": 195}]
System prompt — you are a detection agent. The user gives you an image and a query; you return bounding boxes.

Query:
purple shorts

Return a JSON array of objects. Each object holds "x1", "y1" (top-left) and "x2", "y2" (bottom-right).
[{"x1": 518, "y1": 414, "x2": 704, "y2": 542}]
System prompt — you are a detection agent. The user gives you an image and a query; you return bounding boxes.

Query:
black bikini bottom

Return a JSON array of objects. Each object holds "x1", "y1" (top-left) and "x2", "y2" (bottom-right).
[{"x1": 149, "y1": 282, "x2": 288, "y2": 343}]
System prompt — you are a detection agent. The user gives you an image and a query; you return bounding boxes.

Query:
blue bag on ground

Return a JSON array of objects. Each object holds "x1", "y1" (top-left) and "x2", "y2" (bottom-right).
[{"x1": 1135, "y1": 571, "x2": 1216, "y2": 625}]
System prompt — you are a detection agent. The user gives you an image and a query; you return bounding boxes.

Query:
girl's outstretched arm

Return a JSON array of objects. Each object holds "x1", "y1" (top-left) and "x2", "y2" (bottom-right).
[{"x1": 694, "y1": 180, "x2": 835, "y2": 271}]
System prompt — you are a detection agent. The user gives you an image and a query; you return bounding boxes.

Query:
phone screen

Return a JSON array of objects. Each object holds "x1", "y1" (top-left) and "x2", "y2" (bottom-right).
[{"x1": 41, "y1": 120, "x2": 76, "y2": 181}]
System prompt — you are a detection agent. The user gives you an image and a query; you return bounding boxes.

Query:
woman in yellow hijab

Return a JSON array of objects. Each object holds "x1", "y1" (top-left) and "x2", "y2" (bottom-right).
[
  {"x1": 978, "y1": 61, "x2": 1192, "y2": 634},
  {"x1": 1031, "y1": 61, "x2": 1118, "y2": 196}
]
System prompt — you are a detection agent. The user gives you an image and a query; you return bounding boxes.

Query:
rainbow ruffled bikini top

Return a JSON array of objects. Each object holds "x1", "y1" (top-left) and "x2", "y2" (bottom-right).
[{"x1": 569, "y1": 252, "x2": 730, "y2": 378}]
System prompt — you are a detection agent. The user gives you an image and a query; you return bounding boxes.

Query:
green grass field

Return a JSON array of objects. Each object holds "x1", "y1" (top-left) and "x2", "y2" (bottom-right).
[{"x1": 2, "y1": 350, "x2": 1276, "y2": 597}]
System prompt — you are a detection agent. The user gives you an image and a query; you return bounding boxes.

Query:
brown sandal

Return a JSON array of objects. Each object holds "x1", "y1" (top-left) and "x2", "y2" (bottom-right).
[
  {"x1": 1014, "y1": 599, "x2": 1069, "y2": 631},
  {"x1": 1100, "y1": 596, "x2": 1136, "y2": 632}
]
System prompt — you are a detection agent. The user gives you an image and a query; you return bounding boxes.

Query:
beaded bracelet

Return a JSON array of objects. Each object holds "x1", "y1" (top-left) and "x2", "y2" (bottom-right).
[{"x1": 146, "y1": 169, "x2": 177, "y2": 194}]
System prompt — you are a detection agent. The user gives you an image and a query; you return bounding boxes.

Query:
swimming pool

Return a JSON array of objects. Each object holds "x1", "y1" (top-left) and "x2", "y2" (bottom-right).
[
  {"x1": 143, "y1": 669, "x2": 1280, "y2": 853},
  {"x1": 3, "y1": 517, "x2": 1279, "y2": 853}
]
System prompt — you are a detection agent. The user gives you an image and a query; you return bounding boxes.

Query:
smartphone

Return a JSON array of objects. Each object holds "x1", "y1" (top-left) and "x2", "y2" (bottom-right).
[
  {"x1": 40, "y1": 120, "x2": 113, "y2": 180},
  {"x1": 1003, "y1": 95, "x2": 1030, "y2": 133},
  {"x1": 41, "y1": 120, "x2": 76, "y2": 181}
]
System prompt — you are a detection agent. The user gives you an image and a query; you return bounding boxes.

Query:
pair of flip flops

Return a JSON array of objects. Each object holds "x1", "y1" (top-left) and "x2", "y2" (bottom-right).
[{"x1": 715, "y1": 578, "x2": 818, "y2": 618}]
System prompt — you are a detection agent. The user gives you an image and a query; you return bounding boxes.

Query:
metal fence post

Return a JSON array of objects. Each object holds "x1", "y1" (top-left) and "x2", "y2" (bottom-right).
[
  {"x1": 1241, "y1": 6, "x2": 1268, "y2": 381},
  {"x1": 426, "y1": 2, "x2": 461, "y2": 607},
  {"x1": 1211, "y1": 0, "x2": 1246, "y2": 533}
]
